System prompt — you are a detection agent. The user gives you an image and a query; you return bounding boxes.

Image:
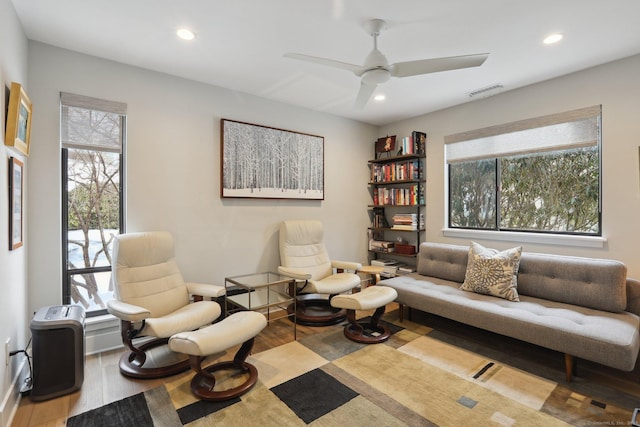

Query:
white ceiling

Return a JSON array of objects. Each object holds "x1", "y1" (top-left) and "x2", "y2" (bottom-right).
[{"x1": 10, "y1": 0, "x2": 640, "y2": 126}]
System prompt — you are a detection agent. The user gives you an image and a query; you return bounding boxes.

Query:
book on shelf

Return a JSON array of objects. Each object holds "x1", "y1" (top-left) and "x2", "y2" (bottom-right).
[
  {"x1": 369, "y1": 206, "x2": 389, "y2": 228},
  {"x1": 371, "y1": 259, "x2": 399, "y2": 276},
  {"x1": 397, "y1": 265, "x2": 416, "y2": 274},
  {"x1": 391, "y1": 132, "x2": 426, "y2": 157},
  {"x1": 370, "y1": 259, "x2": 414, "y2": 278},
  {"x1": 368, "y1": 239, "x2": 395, "y2": 252},
  {"x1": 412, "y1": 131, "x2": 427, "y2": 156},
  {"x1": 382, "y1": 265, "x2": 398, "y2": 276},
  {"x1": 399, "y1": 137, "x2": 414, "y2": 155}
]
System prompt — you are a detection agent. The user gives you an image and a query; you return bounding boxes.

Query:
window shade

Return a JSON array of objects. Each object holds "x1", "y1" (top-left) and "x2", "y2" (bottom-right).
[
  {"x1": 60, "y1": 92, "x2": 127, "y2": 153},
  {"x1": 445, "y1": 105, "x2": 601, "y2": 164}
]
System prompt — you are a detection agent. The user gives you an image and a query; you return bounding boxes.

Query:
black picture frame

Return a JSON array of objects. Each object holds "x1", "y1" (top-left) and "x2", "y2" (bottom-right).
[
  {"x1": 220, "y1": 119, "x2": 324, "y2": 200},
  {"x1": 9, "y1": 157, "x2": 24, "y2": 250}
]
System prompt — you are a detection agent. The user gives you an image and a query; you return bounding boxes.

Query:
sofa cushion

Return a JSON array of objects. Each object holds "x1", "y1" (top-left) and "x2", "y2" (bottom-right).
[
  {"x1": 416, "y1": 242, "x2": 468, "y2": 282},
  {"x1": 517, "y1": 252, "x2": 627, "y2": 313},
  {"x1": 381, "y1": 273, "x2": 640, "y2": 372},
  {"x1": 460, "y1": 242, "x2": 522, "y2": 301}
]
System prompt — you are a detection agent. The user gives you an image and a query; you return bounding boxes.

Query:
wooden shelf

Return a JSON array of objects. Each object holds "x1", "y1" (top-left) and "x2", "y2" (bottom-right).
[
  {"x1": 368, "y1": 227, "x2": 425, "y2": 232},
  {"x1": 368, "y1": 204, "x2": 425, "y2": 208},
  {"x1": 368, "y1": 250, "x2": 417, "y2": 259},
  {"x1": 368, "y1": 154, "x2": 423, "y2": 164},
  {"x1": 369, "y1": 179, "x2": 421, "y2": 186}
]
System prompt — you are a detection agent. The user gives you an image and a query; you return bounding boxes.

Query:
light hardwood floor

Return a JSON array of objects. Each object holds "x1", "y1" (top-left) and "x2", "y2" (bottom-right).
[
  {"x1": 11, "y1": 303, "x2": 640, "y2": 426},
  {"x1": 10, "y1": 308, "x2": 363, "y2": 427}
]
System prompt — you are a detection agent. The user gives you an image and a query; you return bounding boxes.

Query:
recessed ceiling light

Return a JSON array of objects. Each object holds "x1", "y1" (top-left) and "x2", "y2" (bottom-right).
[
  {"x1": 543, "y1": 33, "x2": 563, "y2": 45},
  {"x1": 374, "y1": 94, "x2": 386, "y2": 101},
  {"x1": 177, "y1": 28, "x2": 196, "y2": 41}
]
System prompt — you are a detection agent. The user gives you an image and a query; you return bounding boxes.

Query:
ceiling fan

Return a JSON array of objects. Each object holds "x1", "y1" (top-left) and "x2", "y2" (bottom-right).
[{"x1": 284, "y1": 19, "x2": 489, "y2": 109}]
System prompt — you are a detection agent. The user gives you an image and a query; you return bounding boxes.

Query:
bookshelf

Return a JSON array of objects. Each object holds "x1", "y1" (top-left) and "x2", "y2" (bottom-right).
[{"x1": 368, "y1": 132, "x2": 426, "y2": 277}]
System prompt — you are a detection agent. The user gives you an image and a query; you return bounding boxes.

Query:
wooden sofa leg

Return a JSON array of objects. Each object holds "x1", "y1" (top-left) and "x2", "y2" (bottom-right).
[
  {"x1": 565, "y1": 354, "x2": 574, "y2": 382},
  {"x1": 399, "y1": 304, "x2": 404, "y2": 322}
]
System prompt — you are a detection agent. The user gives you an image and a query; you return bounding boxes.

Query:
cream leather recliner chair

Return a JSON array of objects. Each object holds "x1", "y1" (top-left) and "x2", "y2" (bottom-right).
[
  {"x1": 107, "y1": 231, "x2": 225, "y2": 379},
  {"x1": 278, "y1": 220, "x2": 362, "y2": 326}
]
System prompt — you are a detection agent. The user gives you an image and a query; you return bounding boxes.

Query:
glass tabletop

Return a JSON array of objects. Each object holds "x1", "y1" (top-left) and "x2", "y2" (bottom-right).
[{"x1": 225, "y1": 271, "x2": 294, "y2": 290}]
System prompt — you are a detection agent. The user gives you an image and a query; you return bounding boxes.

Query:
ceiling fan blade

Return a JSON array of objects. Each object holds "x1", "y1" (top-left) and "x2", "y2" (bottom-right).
[
  {"x1": 284, "y1": 53, "x2": 364, "y2": 75},
  {"x1": 354, "y1": 82, "x2": 377, "y2": 109},
  {"x1": 390, "y1": 53, "x2": 489, "y2": 78}
]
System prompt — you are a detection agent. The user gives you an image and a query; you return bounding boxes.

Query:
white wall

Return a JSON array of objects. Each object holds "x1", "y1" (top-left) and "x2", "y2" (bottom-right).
[
  {"x1": 0, "y1": 0, "x2": 29, "y2": 424},
  {"x1": 379, "y1": 54, "x2": 640, "y2": 278},
  {"x1": 26, "y1": 41, "x2": 377, "y2": 316}
]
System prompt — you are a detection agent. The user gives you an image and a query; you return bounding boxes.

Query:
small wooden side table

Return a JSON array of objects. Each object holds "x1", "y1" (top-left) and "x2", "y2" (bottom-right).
[{"x1": 357, "y1": 265, "x2": 385, "y2": 288}]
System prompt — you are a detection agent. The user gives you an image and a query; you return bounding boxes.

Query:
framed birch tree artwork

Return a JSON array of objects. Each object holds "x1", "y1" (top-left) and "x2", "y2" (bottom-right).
[{"x1": 221, "y1": 119, "x2": 324, "y2": 200}]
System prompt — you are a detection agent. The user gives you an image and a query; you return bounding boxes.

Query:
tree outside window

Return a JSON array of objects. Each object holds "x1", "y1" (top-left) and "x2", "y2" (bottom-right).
[
  {"x1": 449, "y1": 147, "x2": 599, "y2": 234},
  {"x1": 446, "y1": 106, "x2": 601, "y2": 236}
]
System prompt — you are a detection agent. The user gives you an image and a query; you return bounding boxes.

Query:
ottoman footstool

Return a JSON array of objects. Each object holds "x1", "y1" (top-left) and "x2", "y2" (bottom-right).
[
  {"x1": 168, "y1": 311, "x2": 267, "y2": 401},
  {"x1": 330, "y1": 285, "x2": 398, "y2": 344}
]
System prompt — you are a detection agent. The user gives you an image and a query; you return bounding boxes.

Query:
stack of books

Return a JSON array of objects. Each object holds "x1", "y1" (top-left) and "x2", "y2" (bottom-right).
[
  {"x1": 371, "y1": 259, "x2": 399, "y2": 277},
  {"x1": 397, "y1": 265, "x2": 416, "y2": 275},
  {"x1": 391, "y1": 213, "x2": 425, "y2": 231},
  {"x1": 370, "y1": 259, "x2": 416, "y2": 277},
  {"x1": 368, "y1": 240, "x2": 395, "y2": 253}
]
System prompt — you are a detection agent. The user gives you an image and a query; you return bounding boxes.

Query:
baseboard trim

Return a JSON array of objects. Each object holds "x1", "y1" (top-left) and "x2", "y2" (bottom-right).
[
  {"x1": 86, "y1": 328, "x2": 122, "y2": 356},
  {"x1": 0, "y1": 357, "x2": 28, "y2": 427}
]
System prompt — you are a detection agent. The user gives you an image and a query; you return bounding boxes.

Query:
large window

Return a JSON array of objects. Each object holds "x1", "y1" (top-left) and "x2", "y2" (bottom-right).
[
  {"x1": 61, "y1": 93, "x2": 126, "y2": 316},
  {"x1": 446, "y1": 106, "x2": 601, "y2": 236}
]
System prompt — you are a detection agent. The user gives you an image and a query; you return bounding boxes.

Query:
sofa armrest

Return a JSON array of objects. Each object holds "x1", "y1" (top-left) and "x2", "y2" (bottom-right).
[{"x1": 626, "y1": 278, "x2": 640, "y2": 316}]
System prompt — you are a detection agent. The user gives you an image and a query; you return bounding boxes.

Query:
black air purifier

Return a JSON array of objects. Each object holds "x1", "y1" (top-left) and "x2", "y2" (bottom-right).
[{"x1": 30, "y1": 305, "x2": 85, "y2": 401}]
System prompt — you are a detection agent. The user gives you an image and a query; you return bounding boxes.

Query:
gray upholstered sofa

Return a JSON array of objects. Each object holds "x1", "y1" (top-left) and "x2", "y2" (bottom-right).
[{"x1": 379, "y1": 242, "x2": 640, "y2": 382}]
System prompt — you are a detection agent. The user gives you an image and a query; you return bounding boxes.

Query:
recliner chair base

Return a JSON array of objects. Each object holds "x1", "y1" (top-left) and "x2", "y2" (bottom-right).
[
  {"x1": 343, "y1": 308, "x2": 392, "y2": 344},
  {"x1": 119, "y1": 337, "x2": 193, "y2": 379},
  {"x1": 288, "y1": 295, "x2": 346, "y2": 326}
]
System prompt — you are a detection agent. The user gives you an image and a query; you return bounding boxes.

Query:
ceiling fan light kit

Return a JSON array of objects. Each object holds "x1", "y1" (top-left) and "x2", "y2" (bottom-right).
[
  {"x1": 362, "y1": 68, "x2": 390, "y2": 85},
  {"x1": 284, "y1": 19, "x2": 490, "y2": 109}
]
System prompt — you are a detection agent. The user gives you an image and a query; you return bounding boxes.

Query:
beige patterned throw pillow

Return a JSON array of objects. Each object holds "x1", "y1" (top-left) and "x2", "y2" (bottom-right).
[{"x1": 460, "y1": 241, "x2": 522, "y2": 301}]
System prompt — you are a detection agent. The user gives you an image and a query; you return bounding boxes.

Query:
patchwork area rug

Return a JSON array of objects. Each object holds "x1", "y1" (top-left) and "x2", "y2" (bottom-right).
[{"x1": 67, "y1": 315, "x2": 637, "y2": 426}]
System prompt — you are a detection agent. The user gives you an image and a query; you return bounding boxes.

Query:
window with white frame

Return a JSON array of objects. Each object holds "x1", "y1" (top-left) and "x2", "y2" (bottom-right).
[
  {"x1": 445, "y1": 105, "x2": 601, "y2": 236},
  {"x1": 60, "y1": 92, "x2": 126, "y2": 316}
]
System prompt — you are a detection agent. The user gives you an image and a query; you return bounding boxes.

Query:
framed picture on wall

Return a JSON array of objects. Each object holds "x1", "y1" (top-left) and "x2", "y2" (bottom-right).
[
  {"x1": 9, "y1": 157, "x2": 24, "y2": 250},
  {"x1": 220, "y1": 119, "x2": 324, "y2": 200},
  {"x1": 5, "y1": 82, "x2": 33, "y2": 156}
]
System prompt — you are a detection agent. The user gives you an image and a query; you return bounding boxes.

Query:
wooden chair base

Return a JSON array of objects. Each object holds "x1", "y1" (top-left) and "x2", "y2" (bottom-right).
[
  {"x1": 187, "y1": 338, "x2": 258, "y2": 401},
  {"x1": 343, "y1": 307, "x2": 391, "y2": 344},
  {"x1": 287, "y1": 295, "x2": 346, "y2": 326},
  {"x1": 119, "y1": 337, "x2": 192, "y2": 379},
  {"x1": 190, "y1": 359, "x2": 258, "y2": 401}
]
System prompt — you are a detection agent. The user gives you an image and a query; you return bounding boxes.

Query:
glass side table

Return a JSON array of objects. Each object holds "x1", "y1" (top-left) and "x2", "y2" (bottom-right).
[{"x1": 224, "y1": 272, "x2": 297, "y2": 339}]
